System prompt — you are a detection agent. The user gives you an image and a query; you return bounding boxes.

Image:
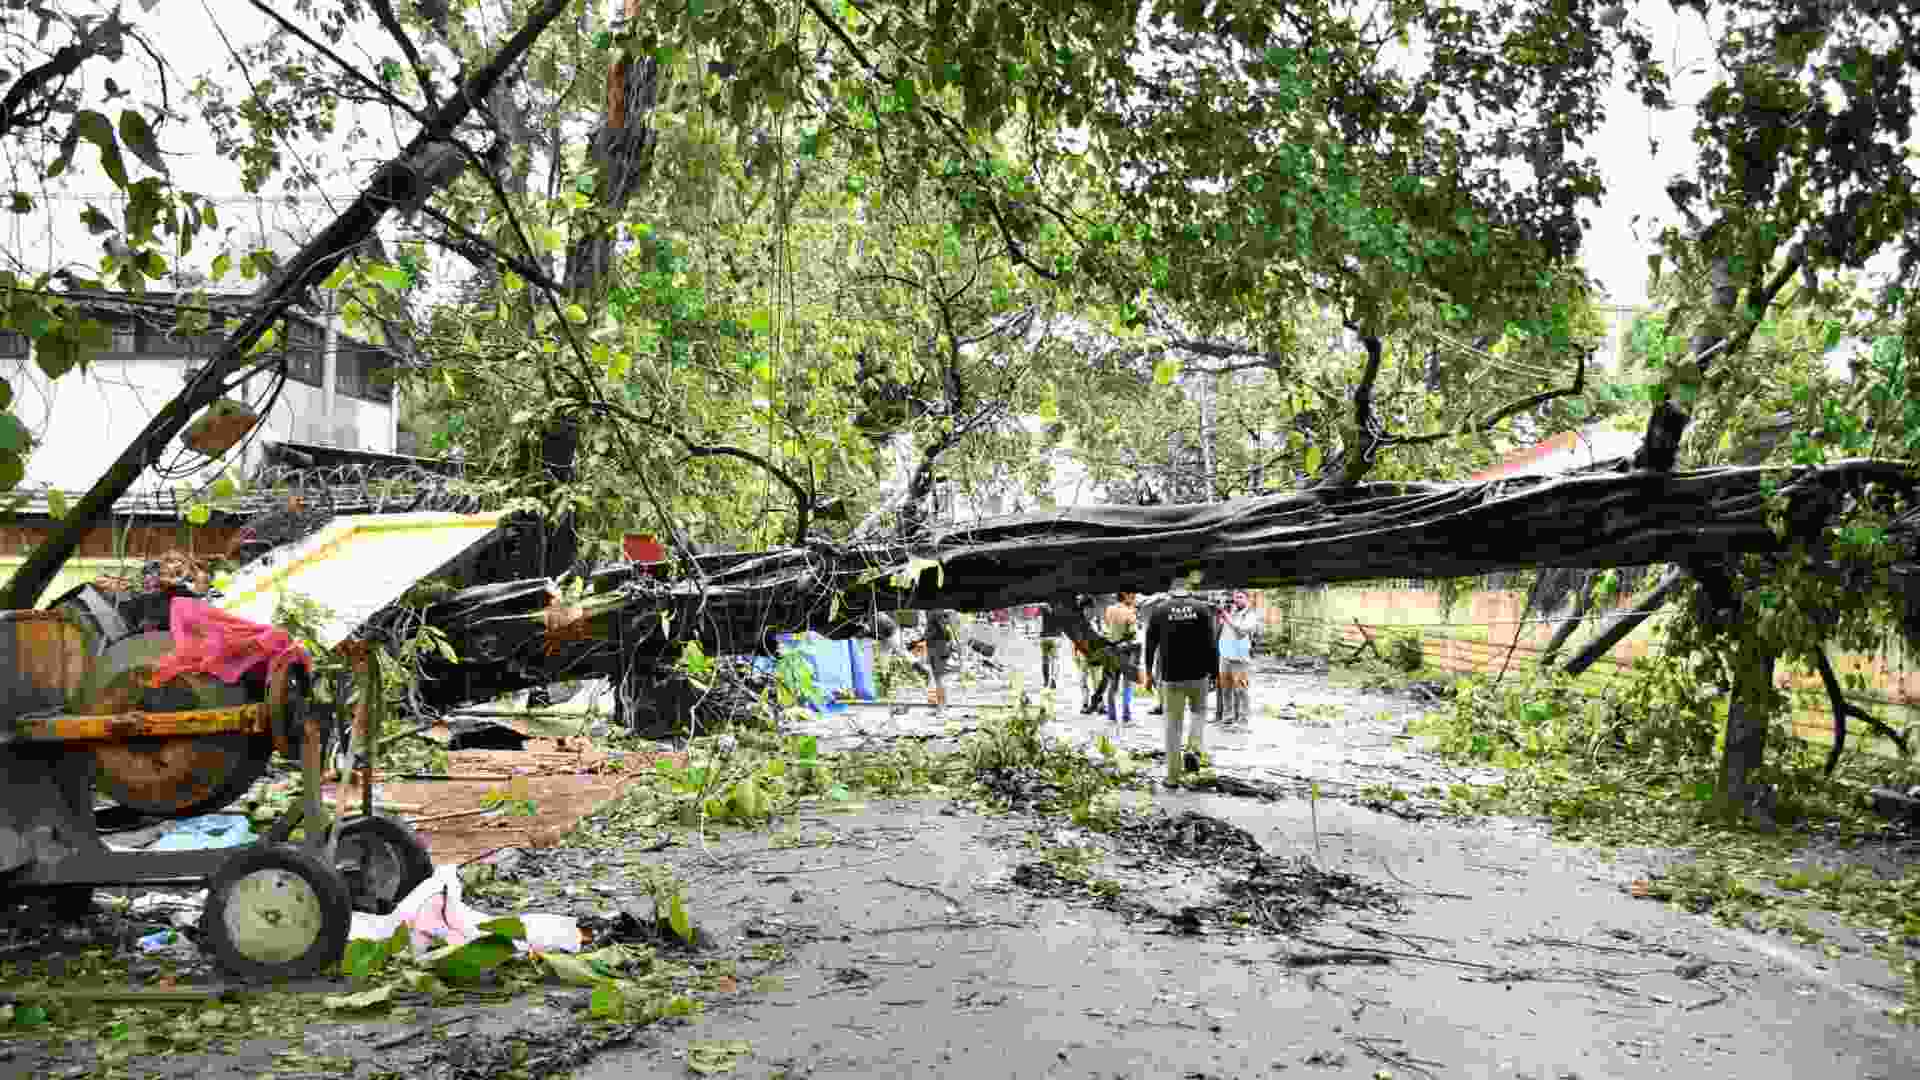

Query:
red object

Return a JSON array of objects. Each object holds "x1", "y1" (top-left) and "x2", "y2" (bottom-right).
[
  {"x1": 1023, "y1": 606, "x2": 1040, "y2": 618},
  {"x1": 624, "y1": 534, "x2": 667, "y2": 564},
  {"x1": 148, "y1": 598, "x2": 311, "y2": 687}
]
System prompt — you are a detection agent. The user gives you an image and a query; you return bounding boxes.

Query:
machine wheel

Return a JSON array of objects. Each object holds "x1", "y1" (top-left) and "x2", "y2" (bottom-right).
[
  {"x1": 334, "y1": 816, "x2": 434, "y2": 915},
  {"x1": 200, "y1": 844, "x2": 350, "y2": 979}
]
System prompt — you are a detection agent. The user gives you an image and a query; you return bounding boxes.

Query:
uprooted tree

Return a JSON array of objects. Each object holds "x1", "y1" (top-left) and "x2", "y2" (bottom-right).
[{"x1": 6, "y1": 0, "x2": 1920, "y2": 825}]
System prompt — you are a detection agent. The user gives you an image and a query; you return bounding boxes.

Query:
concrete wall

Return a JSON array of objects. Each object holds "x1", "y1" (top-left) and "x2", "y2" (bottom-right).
[
  {"x1": 1260, "y1": 581, "x2": 1920, "y2": 751},
  {"x1": 11, "y1": 341, "x2": 395, "y2": 492}
]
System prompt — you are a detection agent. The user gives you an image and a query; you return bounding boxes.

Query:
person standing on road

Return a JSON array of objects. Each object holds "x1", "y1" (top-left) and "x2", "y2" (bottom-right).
[
  {"x1": 1144, "y1": 578, "x2": 1220, "y2": 784},
  {"x1": 1092, "y1": 593, "x2": 1138, "y2": 721},
  {"x1": 1215, "y1": 590, "x2": 1258, "y2": 727},
  {"x1": 924, "y1": 608, "x2": 957, "y2": 715}
]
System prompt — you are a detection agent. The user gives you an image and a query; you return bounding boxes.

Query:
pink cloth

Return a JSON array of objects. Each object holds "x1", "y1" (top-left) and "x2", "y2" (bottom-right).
[{"x1": 147, "y1": 597, "x2": 311, "y2": 687}]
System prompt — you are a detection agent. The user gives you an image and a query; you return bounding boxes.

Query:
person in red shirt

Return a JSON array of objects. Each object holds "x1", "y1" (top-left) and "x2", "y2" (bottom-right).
[{"x1": 1143, "y1": 576, "x2": 1220, "y2": 784}]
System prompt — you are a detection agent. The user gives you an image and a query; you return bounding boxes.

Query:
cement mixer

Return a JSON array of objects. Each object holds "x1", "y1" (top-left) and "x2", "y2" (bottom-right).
[{"x1": 0, "y1": 586, "x2": 432, "y2": 977}]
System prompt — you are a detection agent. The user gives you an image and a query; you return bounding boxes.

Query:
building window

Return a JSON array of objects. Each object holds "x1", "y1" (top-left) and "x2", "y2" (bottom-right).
[
  {"x1": 109, "y1": 318, "x2": 137, "y2": 352},
  {"x1": 0, "y1": 332, "x2": 25, "y2": 357},
  {"x1": 285, "y1": 321, "x2": 322, "y2": 388},
  {"x1": 336, "y1": 342, "x2": 394, "y2": 404}
]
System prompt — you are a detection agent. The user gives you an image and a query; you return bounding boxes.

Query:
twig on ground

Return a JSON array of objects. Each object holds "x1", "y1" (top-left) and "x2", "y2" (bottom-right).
[
  {"x1": 373, "y1": 1012, "x2": 476, "y2": 1050},
  {"x1": 757, "y1": 855, "x2": 894, "y2": 876},
  {"x1": 1685, "y1": 990, "x2": 1730, "y2": 1011},
  {"x1": 1346, "y1": 1034, "x2": 1443, "y2": 1080},
  {"x1": 857, "y1": 919, "x2": 1026, "y2": 935},
  {"x1": 1510, "y1": 934, "x2": 1649, "y2": 956},
  {"x1": 882, "y1": 874, "x2": 966, "y2": 907},
  {"x1": 1289, "y1": 937, "x2": 1501, "y2": 973},
  {"x1": 409, "y1": 807, "x2": 498, "y2": 826},
  {"x1": 1373, "y1": 856, "x2": 1473, "y2": 900},
  {"x1": 1345, "y1": 921, "x2": 1444, "y2": 953},
  {"x1": 1281, "y1": 950, "x2": 1392, "y2": 968}
]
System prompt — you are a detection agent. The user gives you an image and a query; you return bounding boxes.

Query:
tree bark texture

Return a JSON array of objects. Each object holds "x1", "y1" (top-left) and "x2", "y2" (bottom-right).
[{"x1": 1719, "y1": 633, "x2": 1779, "y2": 826}]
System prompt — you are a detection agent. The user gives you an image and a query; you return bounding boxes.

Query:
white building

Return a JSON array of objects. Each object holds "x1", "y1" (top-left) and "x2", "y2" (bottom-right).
[{"x1": 6, "y1": 291, "x2": 399, "y2": 492}]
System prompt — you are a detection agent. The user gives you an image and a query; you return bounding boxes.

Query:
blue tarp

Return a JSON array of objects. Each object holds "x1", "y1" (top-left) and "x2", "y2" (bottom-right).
[
  {"x1": 752, "y1": 633, "x2": 877, "y2": 712},
  {"x1": 148, "y1": 814, "x2": 256, "y2": 852}
]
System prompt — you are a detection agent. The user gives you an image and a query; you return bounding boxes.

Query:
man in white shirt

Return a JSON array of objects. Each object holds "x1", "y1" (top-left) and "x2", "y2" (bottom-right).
[{"x1": 1215, "y1": 591, "x2": 1259, "y2": 727}]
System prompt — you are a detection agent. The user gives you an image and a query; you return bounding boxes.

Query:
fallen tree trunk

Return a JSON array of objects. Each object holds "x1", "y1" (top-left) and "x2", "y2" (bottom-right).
[{"x1": 400, "y1": 458, "x2": 1920, "y2": 708}]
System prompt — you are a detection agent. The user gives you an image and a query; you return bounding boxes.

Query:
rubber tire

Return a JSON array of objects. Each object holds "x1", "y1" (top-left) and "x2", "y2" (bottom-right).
[
  {"x1": 200, "y1": 844, "x2": 351, "y2": 980},
  {"x1": 334, "y1": 816, "x2": 435, "y2": 916}
]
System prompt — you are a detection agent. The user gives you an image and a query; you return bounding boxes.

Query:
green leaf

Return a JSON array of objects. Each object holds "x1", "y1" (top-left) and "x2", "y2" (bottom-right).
[
  {"x1": 0, "y1": 454, "x2": 23, "y2": 493},
  {"x1": 563, "y1": 303, "x2": 589, "y2": 325},
  {"x1": 667, "y1": 893, "x2": 693, "y2": 945},
  {"x1": 430, "y1": 935, "x2": 518, "y2": 981},
  {"x1": 589, "y1": 983, "x2": 624, "y2": 1017},
  {"x1": 184, "y1": 504, "x2": 211, "y2": 526},
  {"x1": 319, "y1": 262, "x2": 351, "y2": 290},
  {"x1": 247, "y1": 325, "x2": 278, "y2": 356},
  {"x1": 747, "y1": 309, "x2": 771, "y2": 335},
  {"x1": 369, "y1": 266, "x2": 411, "y2": 293},
  {"x1": 0, "y1": 413, "x2": 30, "y2": 453},
  {"x1": 46, "y1": 488, "x2": 68, "y2": 520},
  {"x1": 1304, "y1": 444, "x2": 1324, "y2": 476},
  {"x1": 117, "y1": 110, "x2": 167, "y2": 176},
  {"x1": 322, "y1": 984, "x2": 395, "y2": 1012},
  {"x1": 211, "y1": 253, "x2": 232, "y2": 282},
  {"x1": 542, "y1": 952, "x2": 607, "y2": 987},
  {"x1": 575, "y1": 174, "x2": 596, "y2": 196},
  {"x1": 1152, "y1": 357, "x2": 1181, "y2": 385},
  {"x1": 8, "y1": 191, "x2": 31, "y2": 214},
  {"x1": 686, "y1": 1039, "x2": 753, "y2": 1075},
  {"x1": 475, "y1": 916, "x2": 527, "y2": 940},
  {"x1": 72, "y1": 110, "x2": 128, "y2": 189}
]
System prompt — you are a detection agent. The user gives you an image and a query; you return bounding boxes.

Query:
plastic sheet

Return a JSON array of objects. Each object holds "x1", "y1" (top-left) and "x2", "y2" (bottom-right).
[{"x1": 347, "y1": 865, "x2": 581, "y2": 956}]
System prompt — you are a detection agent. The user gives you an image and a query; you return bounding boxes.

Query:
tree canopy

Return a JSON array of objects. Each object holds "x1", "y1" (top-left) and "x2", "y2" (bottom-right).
[{"x1": 7, "y1": 0, "x2": 1920, "y2": 819}]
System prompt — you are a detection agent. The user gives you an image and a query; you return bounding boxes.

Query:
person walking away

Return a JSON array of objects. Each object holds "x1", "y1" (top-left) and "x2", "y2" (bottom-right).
[
  {"x1": 1144, "y1": 578, "x2": 1220, "y2": 784},
  {"x1": 1092, "y1": 593, "x2": 1138, "y2": 720},
  {"x1": 1216, "y1": 590, "x2": 1258, "y2": 726},
  {"x1": 1135, "y1": 592, "x2": 1170, "y2": 716},
  {"x1": 1078, "y1": 594, "x2": 1110, "y2": 714},
  {"x1": 1036, "y1": 604, "x2": 1059, "y2": 689},
  {"x1": 924, "y1": 608, "x2": 957, "y2": 715}
]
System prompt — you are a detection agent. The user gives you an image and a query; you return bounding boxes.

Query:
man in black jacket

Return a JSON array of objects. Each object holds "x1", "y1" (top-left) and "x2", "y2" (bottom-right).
[{"x1": 1143, "y1": 577, "x2": 1220, "y2": 784}]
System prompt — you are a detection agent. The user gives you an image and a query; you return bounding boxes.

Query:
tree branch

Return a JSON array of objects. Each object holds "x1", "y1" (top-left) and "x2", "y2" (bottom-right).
[
  {"x1": 367, "y1": 0, "x2": 441, "y2": 114},
  {"x1": 1386, "y1": 348, "x2": 1589, "y2": 449},
  {"x1": 246, "y1": 1, "x2": 431, "y2": 129},
  {"x1": 678, "y1": 443, "x2": 814, "y2": 547},
  {"x1": 1816, "y1": 645, "x2": 1910, "y2": 776},
  {"x1": 0, "y1": 11, "x2": 126, "y2": 141}
]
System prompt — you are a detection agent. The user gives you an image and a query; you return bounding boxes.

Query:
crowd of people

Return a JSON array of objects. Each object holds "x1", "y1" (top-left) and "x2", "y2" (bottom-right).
[{"x1": 871, "y1": 582, "x2": 1265, "y2": 782}]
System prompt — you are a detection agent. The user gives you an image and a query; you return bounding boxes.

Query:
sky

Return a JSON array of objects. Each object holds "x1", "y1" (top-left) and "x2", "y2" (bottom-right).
[{"x1": 11, "y1": 2, "x2": 1755, "y2": 310}]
